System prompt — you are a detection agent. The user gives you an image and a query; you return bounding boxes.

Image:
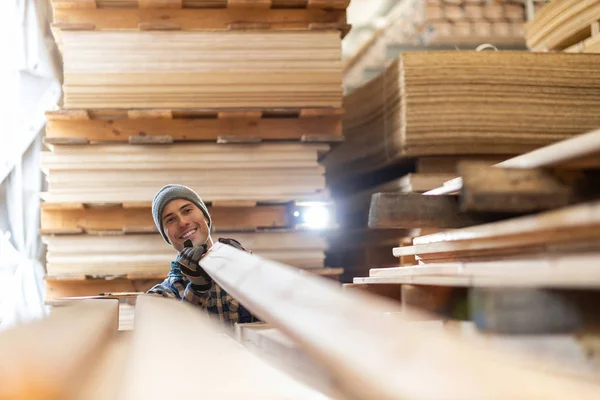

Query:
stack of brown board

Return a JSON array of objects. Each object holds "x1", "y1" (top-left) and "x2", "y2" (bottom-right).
[
  {"x1": 327, "y1": 51, "x2": 600, "y2": 184},
  {"x1": 343, "y1": 0, "x2": 527, "y2": 91},
  {"x1": 43, "y1": 0, "x2": 350, "y2": 302},
  {"x1": 349, "y1": 129, "x2": 600, "y2": 336},
  {"x1": 526, "y1": 0, "x2": 600, "y2": 53}
]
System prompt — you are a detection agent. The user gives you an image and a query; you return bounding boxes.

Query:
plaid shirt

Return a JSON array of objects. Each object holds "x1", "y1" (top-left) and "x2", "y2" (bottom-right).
[{"x1": 147, "y1": 238, "x2": 259, "y2": 326}]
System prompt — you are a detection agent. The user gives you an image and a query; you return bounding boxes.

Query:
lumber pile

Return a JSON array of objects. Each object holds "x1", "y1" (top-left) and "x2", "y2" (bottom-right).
[
  {"x1": 58, "y1": 31, "x2": 343, "y2": 109},
  {"x1": 327, "y1": 51, "x2": 600, "y2": 181},
  {"x1": 346, "y1": 130, "x2": 600, "y2": 371},
  {"x1": 526, "y1": 0, "x2": 600, "y2": 53},
  {"x1": 43, "y1": 0, "x2": 348, "y2": 310},
  {"x1": 5, "y1": 249, "x2": 600, "y2": 398},
  {"x1": 344, "y1": 0, "x2": 528, "y2": 90}
]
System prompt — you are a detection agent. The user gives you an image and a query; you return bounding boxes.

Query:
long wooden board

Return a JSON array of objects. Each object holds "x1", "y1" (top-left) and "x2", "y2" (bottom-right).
[
  {"x1": 120, "y1": 296, "x2": 329, "y2": 398},
  {"x1": 53, "y1": 0, "x2": 350, "y2": 9},
  {"x1": 368, "y1": 193, "x2": 496, "y2": 229},
  {"x1": 393, "y1": 200, "x2": 600, "y2": 260},
  {"x1": 197, "y1": 242, "x2": 600, "y2": 399},
  {"x1": 360, "y1": 253, "x2": 600, "y2": 289},
  {"x1": 45, "y1": 108, "x2": 343, "y2": 144},
  {"x1": 0, "y1": 299, "x2": 119, "y2": 399},
  {"x1": 44, "y1": 276, "x2": 161, "y2": 300},
  {"x1": 426, "y1": 128, "x2": 600, "y2": 196},
  {"x1": 52, "y1": 6, "x2": 349, "y2": 33}
]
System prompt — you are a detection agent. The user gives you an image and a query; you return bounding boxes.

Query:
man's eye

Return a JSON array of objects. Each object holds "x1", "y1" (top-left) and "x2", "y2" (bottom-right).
[
  {"x1": 166, "y1": 218, "x2": 175, "y2": 224},
  {"x1": 183, "y1": 208, "x2": 192, "y2": 214}
]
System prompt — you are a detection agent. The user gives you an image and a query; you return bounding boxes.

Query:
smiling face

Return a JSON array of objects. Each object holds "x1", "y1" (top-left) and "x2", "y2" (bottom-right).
[{"x1": 161, "y1": 199, "x2": 211, "y2": 252}]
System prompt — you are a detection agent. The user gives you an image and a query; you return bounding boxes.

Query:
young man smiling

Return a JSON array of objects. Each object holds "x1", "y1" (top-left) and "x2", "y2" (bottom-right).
[{"x1": 147, "y1": 184, "x2": 258, "y2": 326}]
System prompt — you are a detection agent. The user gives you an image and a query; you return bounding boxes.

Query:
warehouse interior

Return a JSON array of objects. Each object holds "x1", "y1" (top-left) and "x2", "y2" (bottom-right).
[{"x1": 2, "y1": 0, "x2": 600, "y2": 397}]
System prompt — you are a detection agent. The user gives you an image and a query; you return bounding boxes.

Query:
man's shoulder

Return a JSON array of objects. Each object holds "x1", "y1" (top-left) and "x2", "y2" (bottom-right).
[{"x1": 217, "y1": 237, "x2": 250, "y2": 252}]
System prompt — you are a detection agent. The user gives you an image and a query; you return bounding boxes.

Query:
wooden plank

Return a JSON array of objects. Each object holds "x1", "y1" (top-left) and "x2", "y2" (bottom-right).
[
  {"x1": 0, "y1": 299, "x2": 119, "y2": 399},
  {"x1": 198, "y1": 243, "x2": 600, "y2": 399},
  {"x1": 367, "y1": 253, "x2": 600, "y2": 289},
  {"x1": 459, "y1": 161, "x2": 572, "y2": 213},
  {"x1": 52, "y1": 8, "x2": 348, "y2": 32},
  {"x1": 393, "y1": 200, "x2": 600, "y2": 260},
  {"x1": 368, "y1": 193, "x2": 497, "y2": 229},
  {"x1": 46, "y1": 110, "x2": 343, "y2": 143},
  {"x1": 120, "y1": 296, "x2": 329, "y2": 398}
]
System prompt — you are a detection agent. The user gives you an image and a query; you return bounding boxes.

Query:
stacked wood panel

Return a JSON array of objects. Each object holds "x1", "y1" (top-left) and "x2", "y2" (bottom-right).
[
  {"x1": 326, "y1": 49, "x2": 600, "y2": 281},
  {"x1": 43, "y1": 0, "x2": 349, "y2": 320}
]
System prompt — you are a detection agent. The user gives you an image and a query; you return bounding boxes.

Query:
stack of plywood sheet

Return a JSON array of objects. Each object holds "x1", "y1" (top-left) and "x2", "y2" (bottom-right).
[
  {"x1": 344, "y1": 0, "x2": 527, "y2": 91},
  {"x1": 327, "y1": 51, "x2": 600, "y2": 181},
  {"x1": 43, "y1": 0, "x2": 349, "y2": 310},
  {"x1": 526, "y1": 0, "x2": 600, "y2": 53},
  {"x1": 327, "y1": 50, "x2": 600, "y2": 282}
]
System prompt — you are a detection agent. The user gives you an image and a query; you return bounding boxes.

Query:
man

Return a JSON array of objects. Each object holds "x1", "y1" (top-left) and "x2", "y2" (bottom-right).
[{"x1": 147, "y1": 184, "x2": 258, "y2": 326}]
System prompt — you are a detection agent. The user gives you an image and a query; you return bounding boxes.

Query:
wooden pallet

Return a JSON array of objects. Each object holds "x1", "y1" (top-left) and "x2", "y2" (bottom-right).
[
  {"x1": 526, "y1": 0, "x2": 600, "y2": 52},
  {"x1": 53, "y1": 0, "x2": 350, "y2": 10},
  {"x1": 45, "y1": 108, "x2": 343, "y2": 144},
  {"x1": 51, "y1": 2, "x2": 350, "y2": 34},
  {"x1": 40, "y1": 201, "x2": 292, "y2": 234}
]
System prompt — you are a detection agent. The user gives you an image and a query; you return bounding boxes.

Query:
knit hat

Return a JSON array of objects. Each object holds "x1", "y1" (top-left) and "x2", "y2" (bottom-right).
[{"x1": 152, "y1": 184, "x2": 212, "y2": 244}]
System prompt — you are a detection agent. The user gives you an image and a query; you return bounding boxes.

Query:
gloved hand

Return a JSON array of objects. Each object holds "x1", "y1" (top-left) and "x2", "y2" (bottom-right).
[{"x1": 176, "y1": 240, "x2": 212, "y2": 291}]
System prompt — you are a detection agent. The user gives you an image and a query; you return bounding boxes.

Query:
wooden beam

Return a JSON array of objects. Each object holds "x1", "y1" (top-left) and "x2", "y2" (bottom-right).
[
  {"x1": 52, "y1": 8, "x2": 348, "y2": 32},
  {"x1": 198, "y1": 243, "x2": 600, "y2": 399},
  {"x1": 364, "y1": 254, "x2": 600, "y2": 289},
  {"x1": 45, "y1": 109, "x2": 342, "y2": 143},
  {"x1": 0, "y1": 299, "x2": 119, "y2": 399},
  {"x1": 45, "y1": 277, "x2": 161, "y2": 300},
  {"x1": 393, "y1": 200, "x2": 600, "y2": 261},
  {"x1": 368, "y1": 193, "x2": 496, "y2": 229},
  {"x1": 426, "y1": 129, "x2": 600, "y2": 196},
  {"x1": 120, "y1": 296, "x2": 328, "y2": 398},
  {"x1": 459, "y1": 161, "x2": 572, "y2": 213}
]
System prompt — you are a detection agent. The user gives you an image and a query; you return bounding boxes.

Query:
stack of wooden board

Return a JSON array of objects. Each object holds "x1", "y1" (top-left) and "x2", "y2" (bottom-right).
[
  {"x1": 43, "y1": 0, "x2": 349, "y2": 304},
  {"x1": 327, "y1": 51, "x2": 600, "y2": 181},
  {"x1": 58, "y1": 31, "x2": 343, "y2": 109},
  {"x1": 40, "y1": 143, "x2": 328, "y2": 203},
  {"x1": 43, "y1": 231, "x2": 329, "y2": 277},
  {"x1": 344, "y1": 0, "x2": 527, "y2": 91},
  {"x1": 526, "y1": 0, "x2": 600, "y2": 53}
]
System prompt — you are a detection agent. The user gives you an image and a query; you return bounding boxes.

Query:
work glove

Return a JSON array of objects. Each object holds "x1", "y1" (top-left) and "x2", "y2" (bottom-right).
[{"x1": 176, "y1": 240, "x2": 212, "y2": 292}]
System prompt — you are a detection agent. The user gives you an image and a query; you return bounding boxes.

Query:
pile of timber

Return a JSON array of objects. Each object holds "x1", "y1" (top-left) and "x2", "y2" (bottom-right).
[
  {"x1": 40, "y1": 143, "x2": 327, "y2": 203},
  {"x1": 57, "y1": 31, "x2": 343, "y2": 109},
  {"x1": 337, "y1": 129, "x2": 600, "y2": 384},
  {"x1": 526, "y1": 0, "x2": 600, "y2": 53},
  {"x1": 43, "y1": 231, "x2": 329, "y2": 278},
  {"x1": 6, "y1": 247, "x2": 600, "y2": 398},
  {"x1": 327, "y1": 51, "x2": 600, "y2": 181},
  {"x1": 344, "y1": 0, "x2": 527, "y2": 90},
  {"x1": 42, "y1": 0, "x2": 349, "y2": 311}
]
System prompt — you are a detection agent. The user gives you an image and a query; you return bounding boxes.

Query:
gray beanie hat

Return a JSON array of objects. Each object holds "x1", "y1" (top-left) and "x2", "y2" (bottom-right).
[{"x1": 152, "y1": 184, "x2": 212, "y2": 244}]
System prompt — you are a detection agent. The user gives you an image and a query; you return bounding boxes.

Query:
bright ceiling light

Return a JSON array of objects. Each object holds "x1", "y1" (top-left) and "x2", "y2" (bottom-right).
[{"x1": 302, "y1": 205, "x2": 329, "y2": 229}]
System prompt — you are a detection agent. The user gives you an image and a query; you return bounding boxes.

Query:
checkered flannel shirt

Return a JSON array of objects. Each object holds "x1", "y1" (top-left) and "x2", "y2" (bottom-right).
[{"x1": 147, "y1": 238, "x2": 259, "y2": 326}]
